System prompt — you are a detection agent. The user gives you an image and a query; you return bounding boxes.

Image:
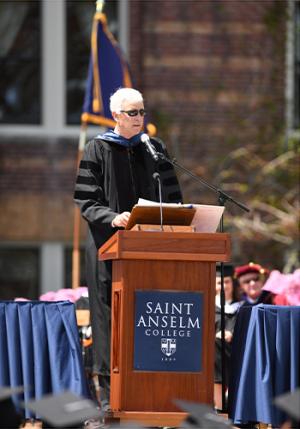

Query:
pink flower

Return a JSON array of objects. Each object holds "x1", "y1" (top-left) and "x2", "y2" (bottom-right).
[
  {"x1": 263, "y1": 269, "x2": 300, "y2": 305},
  {"x1": 39, "y1": 287, "x2": 88, "y2": 303}
]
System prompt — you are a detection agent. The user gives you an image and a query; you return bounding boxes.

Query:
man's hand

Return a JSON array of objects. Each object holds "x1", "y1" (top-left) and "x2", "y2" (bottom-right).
[
  {"x1": 112, "y1": 211, "x2": 131, "y2": 228},
  {"x1": 216, "y1": 330, "x2": 233, "y2": 343}
]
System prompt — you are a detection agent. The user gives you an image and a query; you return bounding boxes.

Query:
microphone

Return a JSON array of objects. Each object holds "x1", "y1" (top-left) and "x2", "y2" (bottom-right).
[
  {"x1": 152, "y1": 172, "x2": 163, "y2": 231},
  {"x1": 141, "y1": 133, "x2": 159, "y2": 162}
]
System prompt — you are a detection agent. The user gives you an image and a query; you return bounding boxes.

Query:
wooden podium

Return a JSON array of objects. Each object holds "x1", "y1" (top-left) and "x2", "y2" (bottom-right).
[{"x1": 99, "y1": 230, "x2": 230, "y2": 427}]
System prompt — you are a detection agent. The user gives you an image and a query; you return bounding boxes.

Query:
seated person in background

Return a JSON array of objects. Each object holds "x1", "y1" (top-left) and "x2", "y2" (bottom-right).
[
  {"x1": 235, "y1": 262, "x2": 273, "y2": 306},
  {"x1": 214, "y1": 263, "x2": 241, "y2": 411}
]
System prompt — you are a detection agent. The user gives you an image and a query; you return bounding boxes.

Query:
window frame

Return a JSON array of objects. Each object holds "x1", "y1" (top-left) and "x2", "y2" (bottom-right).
[
  {"x1": 0, "y1": 0, "x2": 129, "y2": 138},
  {"x1": 0, "y1": 243, "x2": 40, "y2": 300},
  {"x1": 286, "y1": 0, "x2": 300, "y2": 140}
]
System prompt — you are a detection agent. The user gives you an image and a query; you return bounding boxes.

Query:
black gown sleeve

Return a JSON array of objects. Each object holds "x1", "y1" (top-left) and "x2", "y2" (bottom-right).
[{"x1": 74, "y1": 139, "x2": 118, "y2": 226}]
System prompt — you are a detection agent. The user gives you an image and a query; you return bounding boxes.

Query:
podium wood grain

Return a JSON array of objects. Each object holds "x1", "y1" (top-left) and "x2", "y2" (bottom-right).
[{"x1": 99, "y1": 230, "x2": 230, "y2": 423}]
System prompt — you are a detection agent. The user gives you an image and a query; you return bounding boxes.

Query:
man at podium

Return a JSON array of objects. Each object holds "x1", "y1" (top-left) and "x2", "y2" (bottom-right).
[{"x1": 74, "y1": 87, "x2": 182, "y2": 412}]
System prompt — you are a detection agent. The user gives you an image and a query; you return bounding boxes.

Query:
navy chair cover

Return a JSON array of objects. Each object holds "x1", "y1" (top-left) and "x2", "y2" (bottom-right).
[
  {"x1": 228, "y1": 304, "x2": 300, "y2": 427},
  {"x1": 0, "y1": 301, "x2": 89, "y2": 417}
]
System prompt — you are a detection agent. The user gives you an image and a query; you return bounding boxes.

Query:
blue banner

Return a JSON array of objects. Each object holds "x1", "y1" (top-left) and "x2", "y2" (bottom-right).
[
  {"x1": 134, "y1": 291, "x2": 203, "y2": 372},
  {"x1": 81, "y1": 12, "x2": 132, "y2": 128},
  {"x1": 81, "y1": 11, "x2": 156, "y2": 135}
]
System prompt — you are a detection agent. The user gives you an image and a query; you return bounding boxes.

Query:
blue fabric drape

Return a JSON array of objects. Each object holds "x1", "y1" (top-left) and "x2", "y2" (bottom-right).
[
  {"x1": 228, "y1": 304, "x2": 300, "y2": 427},
  {"x1": 0, "y1": 301, "x2": 89, "y2": 418},
  {"x1": 82, "y1": 12, "x2": 132, "y2": 125}
]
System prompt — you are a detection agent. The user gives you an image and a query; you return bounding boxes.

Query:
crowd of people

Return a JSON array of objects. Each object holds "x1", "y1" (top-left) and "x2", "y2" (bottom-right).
[{"x1": 214, "y1": 262, "x2": 300, "y2": 411}]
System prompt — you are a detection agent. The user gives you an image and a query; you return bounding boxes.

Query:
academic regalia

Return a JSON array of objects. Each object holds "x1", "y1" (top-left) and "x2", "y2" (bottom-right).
[
  {"x1": 74, "y1": 133, "x2": 182, "y2": 379},
  {"x1": 214, "y1": 297, "x2": 240, "y2": 385},
  {"x1": 240, "y1": 290, "x2": 274, "y2": 306},
  {"x1": 235, "y1": 262, "x2": 274, "y2": 307}
]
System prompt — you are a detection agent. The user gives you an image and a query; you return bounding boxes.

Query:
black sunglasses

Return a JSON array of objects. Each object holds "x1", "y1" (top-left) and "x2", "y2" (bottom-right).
[{"x1": 120, "y1": 109, "x2": 146, "y2": 117}]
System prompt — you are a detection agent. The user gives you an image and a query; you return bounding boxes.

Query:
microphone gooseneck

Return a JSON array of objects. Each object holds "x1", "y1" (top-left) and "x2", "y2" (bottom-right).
[
  {"x1": 141, "y1": 133, "x2": 159, "y2": 162},
  {"x1": 152, "y1": 172, "x2": 163, "y2": 231}
]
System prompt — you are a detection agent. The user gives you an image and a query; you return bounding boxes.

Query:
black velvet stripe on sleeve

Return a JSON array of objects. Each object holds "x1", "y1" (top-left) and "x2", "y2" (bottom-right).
[
  {"x1": 74, "y1": 139, "x2": 119, "y2": 226},
  {"x1": 76, "y1": 176, "x2": 97, "y2": 185},
  {"x1": 79, "y1": 160, "x2": 100, "y2": 174},
  {"x1": 74, "y1": 190, "x2": 99, "y2": 200}
]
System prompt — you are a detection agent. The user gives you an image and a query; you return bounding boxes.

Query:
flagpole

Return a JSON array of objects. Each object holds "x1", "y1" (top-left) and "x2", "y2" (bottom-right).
[
  {"x1": 71, "y1": 0, "x2": 105, "y2": 289},
  {"x1": 72, "y1": 122, "x2": 87, "y2": 289},
  {"x1": 72, "y1": 207, "x2": 81, "y2": 289}
]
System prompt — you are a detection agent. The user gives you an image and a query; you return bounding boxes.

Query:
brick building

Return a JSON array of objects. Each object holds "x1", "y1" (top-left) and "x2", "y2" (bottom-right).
[{"x1": 0, "y1": 0, "x2": 299, "y2": 299}]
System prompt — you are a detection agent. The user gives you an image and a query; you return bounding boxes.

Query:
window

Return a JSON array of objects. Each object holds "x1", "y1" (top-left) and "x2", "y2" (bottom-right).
[
  {"x1": 0, "y1": 0, "x2": 126, "y2": 134},
  {"x1": 66, "y1": 0, "x2": 119, "y2": 125},
  {"x1": 0, "y1": 248, "x2": 40, "y2": 300},
  {"x1": 0, "y1": 1, "x2": 41, "y2": 124}
]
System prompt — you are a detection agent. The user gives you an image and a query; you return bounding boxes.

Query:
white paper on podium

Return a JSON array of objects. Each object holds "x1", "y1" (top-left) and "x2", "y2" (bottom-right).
[{"x1": 137, "y1": 199, "x2": 224, "y2": 232}]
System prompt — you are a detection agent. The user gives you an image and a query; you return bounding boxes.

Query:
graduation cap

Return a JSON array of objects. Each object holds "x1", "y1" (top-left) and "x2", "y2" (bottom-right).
[
  {"x1": 216, "y1": 263, "x2": 234, "y2": 278},
  {"x1": 23, "y1": 391, "x2": 100, "y2": 428},
  {"x1": 274, "y1": 388, "x2": 300, "y2": 422},
  {"x1": 0, "y1": 386, "x2": 24, "y2": 429},
  {"x1": 234, "y1": 262, "x2": 269, "y2": 279},
  {"x1": 174, "y1": 399, "x2": 233, "y2": 428}
]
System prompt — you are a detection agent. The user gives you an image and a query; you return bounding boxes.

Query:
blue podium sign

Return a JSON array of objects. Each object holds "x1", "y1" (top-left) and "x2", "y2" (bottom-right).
[{"x1": 134, "y1": 290, "x2": 203, "y2": 372}]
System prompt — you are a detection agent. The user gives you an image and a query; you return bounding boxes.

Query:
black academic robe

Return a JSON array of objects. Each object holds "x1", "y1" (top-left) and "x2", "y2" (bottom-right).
[
  {"x1": 74, "y1": 136, "x2": 182, "y2": 375},
  {"x1": 214, "y1": 301, "x2": 240, "y2": 384}
]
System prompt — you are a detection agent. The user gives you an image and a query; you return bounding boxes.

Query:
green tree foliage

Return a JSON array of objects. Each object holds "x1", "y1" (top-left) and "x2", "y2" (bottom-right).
[{"x1": 215, "y1": 138, "x2": 299, "y2": 271}]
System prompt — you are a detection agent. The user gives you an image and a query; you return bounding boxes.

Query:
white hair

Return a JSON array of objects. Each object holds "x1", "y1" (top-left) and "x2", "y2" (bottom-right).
[{"x1": 109, "y1": 88, "x2": 144, "y2": 113}]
